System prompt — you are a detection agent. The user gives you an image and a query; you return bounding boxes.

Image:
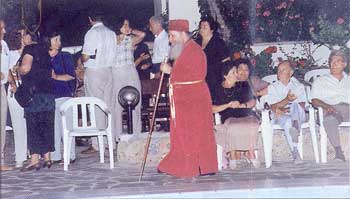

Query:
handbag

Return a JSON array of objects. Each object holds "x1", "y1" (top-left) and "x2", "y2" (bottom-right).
[
  {"x1": 15, "y1": 83, "x2": 34, "y2": 107},
  {"x1": 11, "y1": 70, "x2": 34, "y2": 108}
]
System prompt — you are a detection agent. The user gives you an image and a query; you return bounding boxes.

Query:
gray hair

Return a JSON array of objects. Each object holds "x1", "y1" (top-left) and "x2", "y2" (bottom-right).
[
  {"x1": 278, "y1": 60, "x2": 294, "y2": 72},
  {"x1": 150, "y1": 16, "x2": 164, "y2": 28},
  {"x1": 328, "y1": 50, "x2": 348, "y2": 65}
]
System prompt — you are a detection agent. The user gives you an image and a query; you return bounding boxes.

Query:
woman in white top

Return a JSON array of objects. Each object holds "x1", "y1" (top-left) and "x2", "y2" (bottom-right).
[
  {"x1": 7, "y1": 28, "x2": 35, "y2": 168},
  {"x1": 112, "y1": 18, "x2": 145, "y2": 138}
]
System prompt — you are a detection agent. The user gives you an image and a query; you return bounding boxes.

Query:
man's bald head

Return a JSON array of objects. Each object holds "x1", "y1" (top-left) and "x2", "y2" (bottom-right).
[{"x1": 277, "y1": 60, "x2": 294, "y2": 83}]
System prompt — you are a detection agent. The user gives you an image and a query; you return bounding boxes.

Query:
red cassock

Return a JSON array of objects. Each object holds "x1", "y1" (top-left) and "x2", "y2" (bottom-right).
[{"x1": 158, "y1": 40, "x2": 218, "y2": 177}]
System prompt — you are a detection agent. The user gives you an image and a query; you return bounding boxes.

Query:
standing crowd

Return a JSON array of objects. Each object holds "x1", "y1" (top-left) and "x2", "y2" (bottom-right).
[{"x1": 1, "y1": 10, "x2": 349, "y2": 178}]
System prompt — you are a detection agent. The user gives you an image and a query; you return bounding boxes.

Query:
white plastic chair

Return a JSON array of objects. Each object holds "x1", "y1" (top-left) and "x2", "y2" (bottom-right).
[
  {"x1": 214, "y1": 113, "x2": 259, "y2": 170},
  {"x1": 260, "y1": 75, "x2": 319, "y2": 168},
  {"x1": 305, "y1": 69, "x2": 350, "y2": 163},
  {"x1": 60, "y1": 97, "x2": 114, "y2": 171},
  {"x1": 304, "y1": 69, "x2": 330, "y2": 99}
]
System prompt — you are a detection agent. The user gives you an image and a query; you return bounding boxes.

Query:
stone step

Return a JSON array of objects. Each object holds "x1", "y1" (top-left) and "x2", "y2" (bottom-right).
[{"x1": 117, "y1": 129, "x2": 349, "y2": 164}]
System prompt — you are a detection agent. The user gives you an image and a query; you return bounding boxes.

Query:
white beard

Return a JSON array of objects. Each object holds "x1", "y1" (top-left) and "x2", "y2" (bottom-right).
[{"x1": 169, "y1": 42, "x2": 184, "y2": 60}]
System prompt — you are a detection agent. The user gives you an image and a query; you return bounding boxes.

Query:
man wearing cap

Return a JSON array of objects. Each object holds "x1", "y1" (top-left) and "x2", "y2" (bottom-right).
[{"x1": 158, "y1": 19, "x2": 218, "y2": 177}]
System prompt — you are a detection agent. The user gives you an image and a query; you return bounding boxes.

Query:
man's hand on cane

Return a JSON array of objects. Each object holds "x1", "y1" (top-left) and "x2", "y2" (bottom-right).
[{"x1": 160, "y1": 62, "x2": 172, "y2": 74}]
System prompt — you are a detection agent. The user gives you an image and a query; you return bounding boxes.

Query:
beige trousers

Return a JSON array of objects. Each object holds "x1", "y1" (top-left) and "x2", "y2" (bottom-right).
[
  {"x1": 323, "y1": 103, "x2": 350, "y2": 148},
  {"x1": 1, "y1": 84, "x2": 8, "y2": 164},
  {"x1": 84, "y1": 67, "x2": 115, "y2": 150}
]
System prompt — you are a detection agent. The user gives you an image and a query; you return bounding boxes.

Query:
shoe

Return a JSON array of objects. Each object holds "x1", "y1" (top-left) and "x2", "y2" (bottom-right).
[
  {"x1": 20, "y1": 163, "x2": 41, "y2": 172},
  {"x1": 15, "y1": 161, "x2": 24, "y2": 168},
  {"x1": 199, "y1": 172, "x2": 216, "y2": 176},
  {"x1": 52, "y1": 160, "x2": 62, "y2": 165},
  {"x1": 157, "y1": 169, "x2": 165, "y2": 174},
  {"x1": 250, "y1": 159, "x2": 261, "y2": 168},
  {"x1": 42, "y1": 160, "x2": 52, "y2": 168},
  {"x1": 81, "y1": 146, "x2": 98, "y2": 154},
  {"x1": 334, "y1": 147, "x2": 346, "y2": 162},
  {"x1": 292, "y1": 148, "x2": 303, "y2": 164},
  {"x1": 229, "y1": 160, "x2": 238, "y2": 170},
  {"x1": 334, "y1": 153, "x2": 346, "y2": 162},
  {"x1": 0, "y1": 165, "x2": 13, "y2": 171},
  {"x1": 53, "y1": 159, "x2": 76, "y2": 165}
]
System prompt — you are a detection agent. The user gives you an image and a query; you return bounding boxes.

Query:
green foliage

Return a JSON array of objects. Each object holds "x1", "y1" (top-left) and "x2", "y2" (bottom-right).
[
  {"x1": 311, "y1": 16, "x2": 350, "y2": 50},
  {"x1": 253, "y1": 51, "x2": 276, "y2": 77}
]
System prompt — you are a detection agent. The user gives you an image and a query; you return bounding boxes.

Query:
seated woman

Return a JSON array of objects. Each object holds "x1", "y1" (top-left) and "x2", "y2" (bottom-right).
[
  {"x1": 212, "y1": 61, "x2": 260, "y2": 169},
  {"x1": 234, "y1": 58, "x2": 269, "y2": 96}
]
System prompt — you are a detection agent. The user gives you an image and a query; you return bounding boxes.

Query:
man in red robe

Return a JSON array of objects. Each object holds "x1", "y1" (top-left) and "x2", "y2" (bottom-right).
[{"x1": 158, "y1": 19, "x2": 218, "y2": 177}]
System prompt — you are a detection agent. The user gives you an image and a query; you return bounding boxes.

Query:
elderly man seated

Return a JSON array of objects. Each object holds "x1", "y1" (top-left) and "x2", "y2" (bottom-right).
[
  {"x1": 265, "y1": 60, "x2": 306, "y2": 164},
  {"x1": 311, "y1": 50, "x2": 349, "y2": 162}
]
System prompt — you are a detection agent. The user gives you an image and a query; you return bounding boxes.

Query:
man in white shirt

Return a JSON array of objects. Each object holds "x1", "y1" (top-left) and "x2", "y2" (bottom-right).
[
  {"x1": 311, "y1": 50, "x2": 349, "y2": 162},
  {"x1": 81, "y1": 9, "x2": 117, "y2": 153},
  {"x1": 149, "y1": 16, "x2": 170, "y2": 78},
  {"x1": 266, "y1": 61, "x2": 306, "y2": 164},
  {"x1": 0, "y1": 19, "x2": 13, "y2": 171}
]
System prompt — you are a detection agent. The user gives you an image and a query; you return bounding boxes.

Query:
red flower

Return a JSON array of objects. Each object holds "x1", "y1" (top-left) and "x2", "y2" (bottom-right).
[
  {"x1": 298, "y1": 59, "x2": 306, "y2": 68},
  {"x1": 256, "y1": 3, "x2": 262, "y2": 9},
  {"x1": 263, "y1": 10, "x2": 271, "y2": 17},
  {"x1": 336, "y1": 17, "x2": 345, "y2": 25},
  {"x1": 263, "y1": 46, "x2": 278, "y2": 54},
  {"x1": 309, "y1": 26, "x2": 315, "y2": 33},
  {"x1": 250, "y1": 58, "x2": 257, "y2": 66},
  {"x1": 281, "y1": 2, "x2": 288, "y2": 8},
  {"x1": 233, "y1": 52, "x2": 241, "y2": 60}
]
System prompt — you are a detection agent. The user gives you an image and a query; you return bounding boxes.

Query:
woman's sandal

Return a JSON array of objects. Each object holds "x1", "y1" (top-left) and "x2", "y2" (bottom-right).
[
  {"x1": 20, "y1": 162, "x2": 41, "y2": 172},
  {"x1": 42, "y1": 160, "x2": 52, "y2": 169}
]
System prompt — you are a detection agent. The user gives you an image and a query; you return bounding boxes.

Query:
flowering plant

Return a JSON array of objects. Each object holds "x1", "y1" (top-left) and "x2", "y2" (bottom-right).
[
  {"x1": 237, "y1": 46, "x2": 278, "y2": 78},
  {"x1": 310, "y1": 16, "x2": 350, "y2": 50},
  {"x1": 255, "y1": 0, "x2": 317, "y2": 42}
]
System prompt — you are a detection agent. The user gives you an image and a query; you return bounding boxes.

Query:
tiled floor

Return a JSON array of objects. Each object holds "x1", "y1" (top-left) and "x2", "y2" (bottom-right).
[{"x1": 1, "y1": 131, "x2": 349, "y2": 199}]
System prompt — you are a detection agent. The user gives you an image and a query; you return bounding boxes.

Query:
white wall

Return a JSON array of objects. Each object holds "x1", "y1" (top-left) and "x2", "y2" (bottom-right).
[
  {"x1": 251, "y1": 41, "x2": 331, "y2": 68},
  {"x1": 154, "y1": 0, "x2": 167, "y2": 16},
  {"x1": 168, "y1": 0, "x2": 201, "y2": 31}
]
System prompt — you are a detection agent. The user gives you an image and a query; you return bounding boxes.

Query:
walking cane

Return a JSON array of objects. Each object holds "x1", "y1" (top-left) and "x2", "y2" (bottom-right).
[{"x1": 139, "y1": 58, "x2": 168, "y2": 181}]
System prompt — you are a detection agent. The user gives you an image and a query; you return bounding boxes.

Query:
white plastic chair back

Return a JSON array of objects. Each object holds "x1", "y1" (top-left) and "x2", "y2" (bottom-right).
[
  {"x1": 262, "y1": 74, "x2": 278, "y2": 84},
  {"x1": 304, "y1": 69, "x2": 329, "y2": 84},
  {"x1": 60, "y1": 97, "x2": 109, "y2": 131},
  {"x1": 304, "y1": 69, "x2": 330, "y2": 101}
]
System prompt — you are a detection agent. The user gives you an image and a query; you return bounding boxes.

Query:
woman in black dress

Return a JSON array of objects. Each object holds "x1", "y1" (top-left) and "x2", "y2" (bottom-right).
[
  {"x1": 17, "y1": 34, "x2": 55, "y2": 171},
  {"x1": 195, "y1": 15, "x2": 230, "y2": 99}
]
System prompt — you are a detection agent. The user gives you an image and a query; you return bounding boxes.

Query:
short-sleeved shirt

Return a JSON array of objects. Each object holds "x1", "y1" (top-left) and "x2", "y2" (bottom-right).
[
  {"x1": 152, "y1": 29, "x2": 169, "y2": 64},
  {"x1": 311, "y1": 73, "x2": 350, "y2": 105},
  {"x1": 213, "y1": 81, "x2": 254, "y2": 123},
  {"x1": 1, "y1": 40, "x2": 10, "y2": 85},
  {"x1": 9, "y1": 50, "x2": 21, "y2": 69},
  {"x1": 82, "y1": 22, "x2": 117, "y2": 68},
  {"x1": 266, "y1": 77, "x2": 306, "y2": 105},
  {"x1": 51, "y1": 51, "x2": 76, "y2": 98}
]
